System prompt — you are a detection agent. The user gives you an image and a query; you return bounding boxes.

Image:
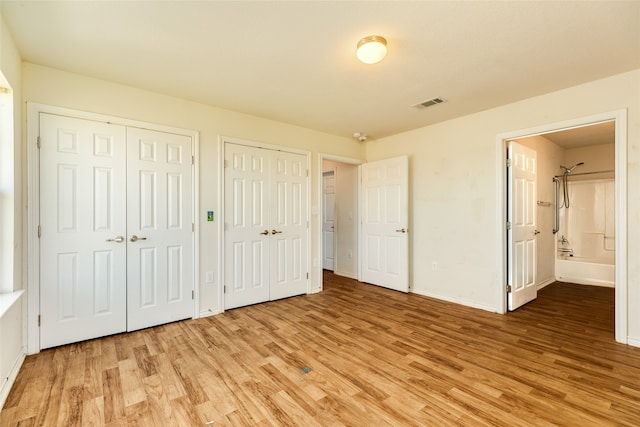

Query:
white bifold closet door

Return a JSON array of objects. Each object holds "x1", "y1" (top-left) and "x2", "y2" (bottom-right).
[
  {"x1": 224, "y1": 143, "x2": 308, "y2": 310},
  {"x1": 39, "y1": 113, "x2": 194, "y2": 349}
]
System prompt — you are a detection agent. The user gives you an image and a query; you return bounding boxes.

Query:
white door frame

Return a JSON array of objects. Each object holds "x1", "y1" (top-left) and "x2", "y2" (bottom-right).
[
  {"x1": 316, "y1": 154, "x2": 363, "y2": 291},
  {"x1": 218, "y1": 136, "x2": 311, "y2": 311},
  {"x1": 27, "y1": 103, "x2": 200, "y2": 354},
  {"x1": 496, "y1": 109, "x2": 627, "y2": 344}
]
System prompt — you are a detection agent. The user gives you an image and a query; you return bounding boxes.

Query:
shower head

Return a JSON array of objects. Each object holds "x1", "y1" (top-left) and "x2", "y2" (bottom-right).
[{"x1": 560, "y1": 162, "x2": 584, "y2": 173}]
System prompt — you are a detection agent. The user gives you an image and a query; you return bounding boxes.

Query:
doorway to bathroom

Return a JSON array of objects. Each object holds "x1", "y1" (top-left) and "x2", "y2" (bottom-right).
[{"x1": 498, "y1": 110, "x2": 627, "y2": 344}]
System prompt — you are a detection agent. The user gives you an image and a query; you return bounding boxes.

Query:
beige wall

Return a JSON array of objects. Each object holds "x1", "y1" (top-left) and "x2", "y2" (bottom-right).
[
  {"x1": 366, "y1": 69, "x2": 640, "y2": 341},
  {"x1": 22, "y1": 63, "x2": 366, "y2": 316},
  {"x1": 566, "y1": 143, "x2": 615, "y2": 179}
]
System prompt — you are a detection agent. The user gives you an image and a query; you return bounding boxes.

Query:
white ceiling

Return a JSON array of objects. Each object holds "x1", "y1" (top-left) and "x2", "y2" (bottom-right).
[
  {"x1": 542, "y1": 121, "x2": 615, "y2": 149},
  {"x1": 2, "y1": 1, "x2": 639, "y2": 140}
]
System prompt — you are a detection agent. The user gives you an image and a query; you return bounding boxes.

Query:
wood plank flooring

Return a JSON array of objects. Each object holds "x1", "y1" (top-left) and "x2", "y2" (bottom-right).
[{"x1": 2, "y1": 272, "x2": 640, "y2": 426}]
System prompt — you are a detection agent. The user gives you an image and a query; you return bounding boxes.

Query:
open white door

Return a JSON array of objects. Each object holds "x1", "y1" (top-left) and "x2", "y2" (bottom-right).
[
  {"x1": 507, "y1": 141, "x2": 538, "y2": 310},
  {"x1": 361, "y1": 156, "x2": 409, "y2": 292}
]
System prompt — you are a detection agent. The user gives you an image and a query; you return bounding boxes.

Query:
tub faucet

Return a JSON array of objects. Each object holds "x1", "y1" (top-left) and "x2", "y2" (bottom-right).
[
  {"x1": 558, "y1": 248, "x2": 573, "y2": 254},
  {"x1": 559, "y1": 235, "x2": 569, "y2": 245}
]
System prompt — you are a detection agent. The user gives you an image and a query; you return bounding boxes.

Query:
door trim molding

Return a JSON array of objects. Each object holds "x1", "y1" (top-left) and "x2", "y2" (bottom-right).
[
  {"x1": 27, "y1": 103, "x2": 200, "y2": 354},
  {"x1": 219, "y1": 136, "x2": 312, "y2": 313},
  {"x1": 495, "y1": 109, "x2": 628, "y2": 344}
]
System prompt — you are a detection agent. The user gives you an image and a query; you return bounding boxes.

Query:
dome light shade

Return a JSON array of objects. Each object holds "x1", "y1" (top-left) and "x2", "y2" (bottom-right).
[{"x1": 356, "y1": 35, "x2": 387, "y2": 64}]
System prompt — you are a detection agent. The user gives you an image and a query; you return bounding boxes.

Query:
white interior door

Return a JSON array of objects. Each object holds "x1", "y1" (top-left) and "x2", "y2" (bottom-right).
[
  {"x1": 224, "y1": 143, "x2": 271, "y2": 310},
  {"x1": 126, "y1": 127, "x2": 194, "y2": 331},
  {"x1": 224, "y1": 143, "x2": 308, "y2": 309},
  {"x1": 361, "y1": 156, "x2": 409, "y2": 292},
  {"x1": 39, "y1": 113, "x2": 127, "y2": 349},
  {"x1": 269, "y1": 150, "x2": 308, "y2": 300},
  {"x1": 507, "y1": 141, "x2": 538, "y2": 310},
  {"x1": 322, "y1": 171, "x2": 336, "y2": 271}
]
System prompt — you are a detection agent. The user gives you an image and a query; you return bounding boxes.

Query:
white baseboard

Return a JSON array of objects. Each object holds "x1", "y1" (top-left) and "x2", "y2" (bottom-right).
[
  {"x1": 537, "y1": 277, "x2": 556, "y2": 290},
  {"x1": 410, "y1": 288, "x2": 498, "y2": 313},
  {"x1": 556, "y1": 276, "x2": 615, "y2": 288},
  {"x1": 627, "y1": 337, "x2": 640, "y2": 348},
  {"x1": 0, "y1": 347, "x2": 26, "y2": 410},
  {"x1": 333, "y1": 271, "x2": 358, "y2": 280}
]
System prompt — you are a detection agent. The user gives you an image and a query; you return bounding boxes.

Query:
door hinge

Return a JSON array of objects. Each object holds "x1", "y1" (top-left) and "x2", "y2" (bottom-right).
[
  {"x1": 506, "y1": 159, "x2": 512, "y2": 167},
  {"x1": 37, "y1": 136, "x2": 41, "y2": 149},
  {"x1": 37, "y1": 225, "x2": 41, "y2": 238},
  {"x1": 192, "y1": 290, "x2": 195, "y2": 300},
  {"x1": 192, "y1": 155, "x2": 195, "y2": 165},
  {"x1": 306, "y1": 169, "x2": 309, "y2": 177},
  {"x1": 37, "y1": 315, "x2": 41, "y2": 327},
  {"x1": 505, "y1": 221, "x2": 511, "y2": 230},
  {"x1": 506, "y1": 285, "x2": 512, "y2": 293},
  {"x1": 224, "y1": 285, "x2": 227, "y2": 294},
  {"x1": 224, "y1": 160, "x2": 228, "y2": 168},
  {"x1": 192, "y1": 222, "x2": 195, "y2": 232},
  {"x1": 306, "y1": 272, "x2": 309, "y2": 279}
]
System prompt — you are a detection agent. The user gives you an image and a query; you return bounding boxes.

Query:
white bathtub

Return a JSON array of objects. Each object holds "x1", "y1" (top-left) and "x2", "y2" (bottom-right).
[{"x1": 556, "y1": 256, "x2": 615, "y2": 288}]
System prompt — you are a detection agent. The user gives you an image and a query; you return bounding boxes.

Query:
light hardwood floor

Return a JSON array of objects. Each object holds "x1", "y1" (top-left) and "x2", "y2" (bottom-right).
[{"x1": 2, "y1": 272, "x2": 640, "y2": 426}]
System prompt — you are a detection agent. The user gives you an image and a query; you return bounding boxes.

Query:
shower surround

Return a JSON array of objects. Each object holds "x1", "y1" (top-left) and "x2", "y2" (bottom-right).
[{"x1": 556, "y1": 178, "x2": 615, "y2": 287}]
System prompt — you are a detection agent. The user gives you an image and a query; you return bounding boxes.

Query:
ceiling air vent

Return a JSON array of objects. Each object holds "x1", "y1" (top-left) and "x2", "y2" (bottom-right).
[{"x1": 414, "y1": 97, "x2": 446, "y2": 109}]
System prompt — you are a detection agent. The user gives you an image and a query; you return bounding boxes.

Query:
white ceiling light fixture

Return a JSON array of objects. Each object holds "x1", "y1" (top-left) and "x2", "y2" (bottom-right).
[{"x1": 356, "y1": 35, "x2": 387, "y2": 64}]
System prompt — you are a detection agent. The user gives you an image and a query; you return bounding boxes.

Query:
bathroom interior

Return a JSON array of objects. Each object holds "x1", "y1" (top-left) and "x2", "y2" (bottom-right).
[{"x1": 516, "y1": 121, "x2": 615, "y2": 291}]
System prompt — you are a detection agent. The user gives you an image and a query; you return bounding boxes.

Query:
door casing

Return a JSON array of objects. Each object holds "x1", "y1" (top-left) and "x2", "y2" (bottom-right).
[
  {"x1": 27, "y1": 103, "x2": 200, "y2": 354},
  {"x1": 496, "y1": 109, "x2": 627, "y2": 344}
]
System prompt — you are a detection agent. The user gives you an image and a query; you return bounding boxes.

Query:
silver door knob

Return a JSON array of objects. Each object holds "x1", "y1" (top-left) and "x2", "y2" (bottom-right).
[
  {"x1": 106, "y1": 236, "x2": 125, "y2": 243},
  {"x1": 129, "y1": 235, "x2": 148, "y2": 242}
]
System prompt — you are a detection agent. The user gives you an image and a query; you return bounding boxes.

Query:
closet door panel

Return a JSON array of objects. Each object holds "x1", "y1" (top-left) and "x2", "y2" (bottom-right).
[
  {"x1": 224, "y1": 143, "x2": 271, "y2": 309},
  {"x1": 269, "y1": 151, "x2": 308, "y2": 301},
  {"x1": 127, "y1": 127, "x2": 194, "y2": 331},
  {"x1": 39, "y1": 113, "x2": 127, "y2": 349}
]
